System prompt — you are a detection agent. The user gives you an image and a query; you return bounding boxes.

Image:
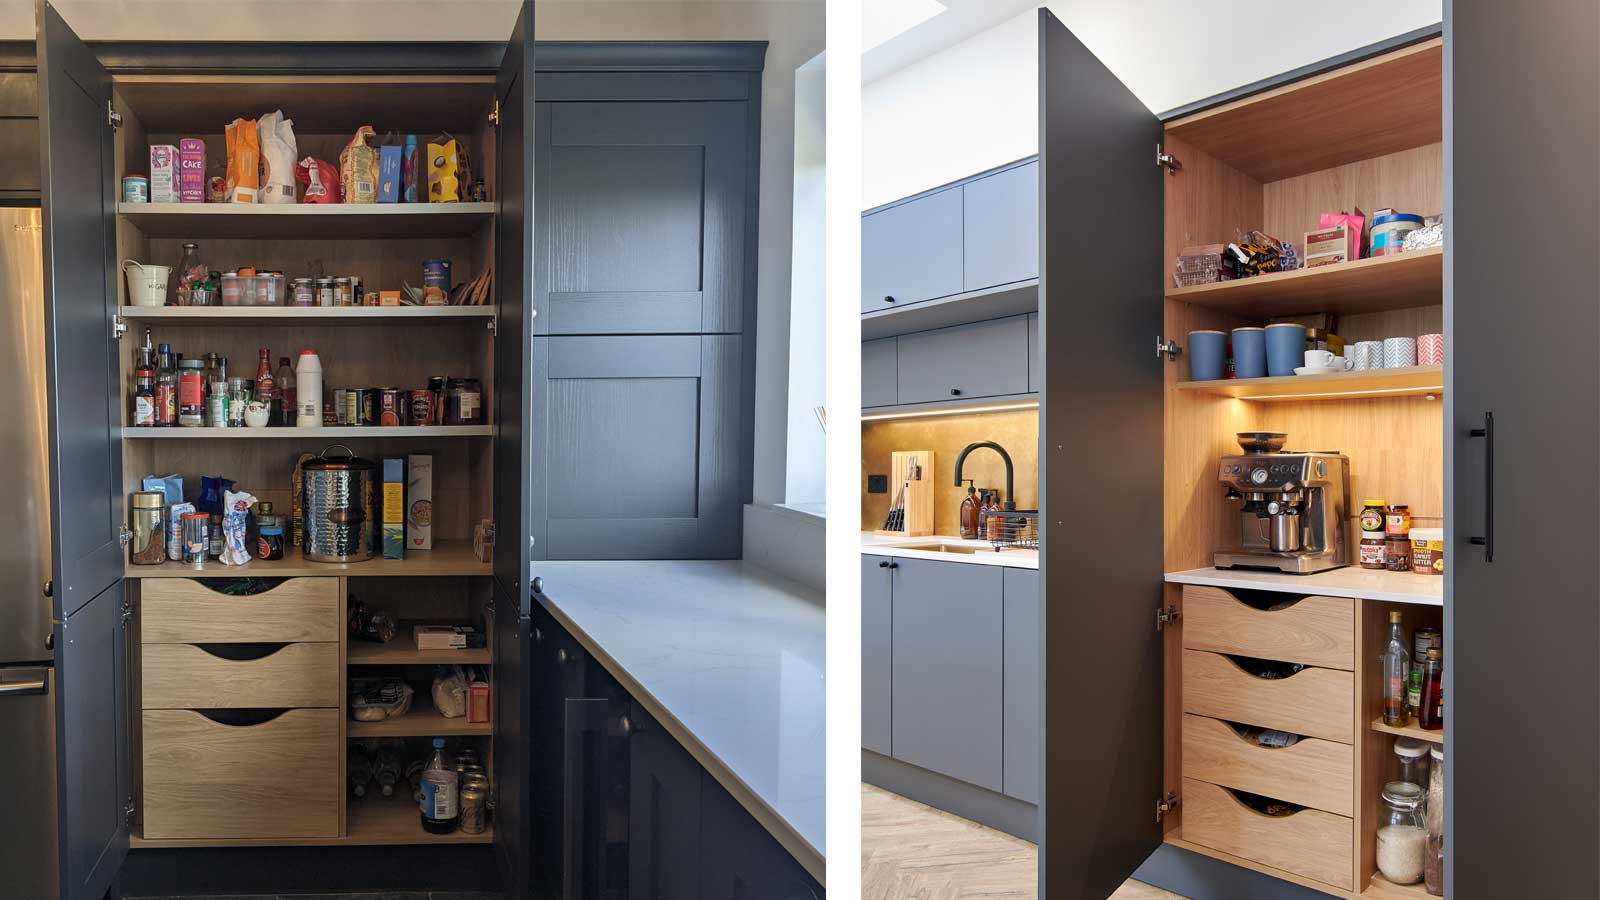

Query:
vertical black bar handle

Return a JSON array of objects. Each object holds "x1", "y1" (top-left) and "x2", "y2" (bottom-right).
[{"x1": 1469, "y1": 411, "x2": 1494, "y2": 562}]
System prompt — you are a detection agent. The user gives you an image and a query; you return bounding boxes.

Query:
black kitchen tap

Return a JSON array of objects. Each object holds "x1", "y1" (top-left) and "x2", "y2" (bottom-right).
[{"x1": 953, "y1": 441, "x2": 1015, "y2": 510}]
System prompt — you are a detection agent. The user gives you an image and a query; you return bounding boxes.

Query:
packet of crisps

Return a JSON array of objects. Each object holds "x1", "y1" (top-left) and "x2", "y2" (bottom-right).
[
  {"x1": 224, "y1": 118, "x2": 259, "y2": 203},
  {"x1": 340, "y1": 126, "x2": 379, "y2": 203},
  {"x1": 427, "y1": 134, "x2": 468, "y2": 203}
]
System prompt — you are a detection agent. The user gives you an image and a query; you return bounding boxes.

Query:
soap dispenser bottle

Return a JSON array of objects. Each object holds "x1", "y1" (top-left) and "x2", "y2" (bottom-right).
[{"x1": 959, "y1": 481, "x2": 979, "y2": 539}]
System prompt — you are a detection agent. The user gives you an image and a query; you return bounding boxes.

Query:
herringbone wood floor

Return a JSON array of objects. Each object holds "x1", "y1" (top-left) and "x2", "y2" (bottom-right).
[{"x1": 862, "y1": 784, "x2": 1189, "y2": 900}]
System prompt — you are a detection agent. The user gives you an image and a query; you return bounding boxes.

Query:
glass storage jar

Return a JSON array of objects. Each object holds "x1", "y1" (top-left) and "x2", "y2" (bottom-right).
[
  {"x1": 1424, "y1": 746, "x2": 1444, "y2": 896},
  {"x1": 1376, "y1": 781, "x2": 1426, "y2": 885},
  {"x1": 1394, "y1": 737, "x2": 1431, "y2": 790},
  {"x1": 129, "y1": 491, "x2": 166, "y2": 565}
]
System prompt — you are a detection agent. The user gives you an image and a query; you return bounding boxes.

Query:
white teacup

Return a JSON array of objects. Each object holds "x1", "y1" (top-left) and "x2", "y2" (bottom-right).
[{"x1": 1304, "y1": 349, "x2": 1351, "y2": 370}]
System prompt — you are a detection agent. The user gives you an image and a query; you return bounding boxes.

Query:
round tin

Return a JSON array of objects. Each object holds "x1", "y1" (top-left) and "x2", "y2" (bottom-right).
[
  {"x1": 379, "y1": 389, "x2": 403, "y2": 427},
  {"x1": 409, "y1": 389, "x2": 436, "y2": 426},
  {"x1": 121, "y1": 175, "x2": 150, "y2": 203}
]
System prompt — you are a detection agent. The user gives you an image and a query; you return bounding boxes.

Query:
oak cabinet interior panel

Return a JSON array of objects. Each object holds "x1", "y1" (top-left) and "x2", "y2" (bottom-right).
[
  {"x1": 1181, "y1": 714, "x2": 1352, "y2": 817},
  {"x1": 861, "y1": 188, "x2": 964, "y2": 313},
  {"x1": 1182, "y1": 586, "x2": 1356, "y2": 671},
  {"x1": 139, "y1": 577, "x2": 341, "y2": 644},
  {"x1": 141, "y1": 642, "x2": 340, "y2": 710},
  {"x1": 1181, "y1": 649, "x2": 1354, "y2": 744},
  {"x1": 1179, "y1": 778, "x2": 1353, "y2": 891}
]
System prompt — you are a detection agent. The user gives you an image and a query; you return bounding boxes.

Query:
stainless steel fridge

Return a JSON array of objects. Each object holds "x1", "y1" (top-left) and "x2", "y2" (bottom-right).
[{"x1": 0, "y1": 204, "x2": 64, "y2": 900}]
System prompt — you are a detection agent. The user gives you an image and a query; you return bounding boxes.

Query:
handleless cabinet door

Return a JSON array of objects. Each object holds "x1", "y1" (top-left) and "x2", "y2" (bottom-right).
[
  {"x1": 537, "y1": 99, "x2": 751, "y2": 334},
  {"x1": 896, "y1": 315, "x2": 1030, "y2": 405},
  {"x1": 964, "y1": 161, "x2": 1039, "y2": 291},
  {"x1": 891, "y1": 558, "x2": 1004, "y2": 792},
  {"x1": 862, "y1": 338, "x2": 897, "y2": 408},
  {"x1": 1027, "y1": 313, "x2": 1040, "y2": 393},
  {"x1": 862, "y1": 556, "x2": 894, "y2": 756},
  {"x1": 861, "y1": 188, "x2": 963, "y2": 313},
  {"x1": 1002, "y1": 568, "x2": 1040, "y2": 804}
]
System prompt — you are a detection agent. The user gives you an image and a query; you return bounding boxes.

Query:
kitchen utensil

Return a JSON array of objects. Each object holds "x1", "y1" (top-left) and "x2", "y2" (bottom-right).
[
  {"x1": 1383, "y1": 337, "x2": 1418, "y2": 368},
  {"x1": 122, "y1": 259, "x2": 172, "y2": 307},
  {"x1": 1231, "y1": 327, "x2": 1266, "y2": 378},
  {"x1": 1188, "y1": 330, "x2": 1226, "y2": 381},
  {"x1": 301, "y1": 444, "x2": 377, "y2": 562},
  {"x1": 1264, "y1": 323, "x2": 1306, "y2": 376},
  {"x1": 1351, "y1": 341, "x2": 1383, "y2": 370},
  {"x1": 1417, "y1": 333, "x2": 1444, "y2": 365},
  {"x1": 1236, "y1": 432, "x2": 1288, "y2": 454}
]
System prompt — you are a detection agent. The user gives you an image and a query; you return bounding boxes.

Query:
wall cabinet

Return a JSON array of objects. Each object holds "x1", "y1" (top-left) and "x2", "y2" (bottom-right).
[
  {"x1": 860, "y1": 187, "x2": 963, "y2": 314},
  {"x1": 860, "y1": 557, "x2": 893, "y2": 755},
  {"x1": 1001, "y1": 568, "x2": 1039, "y2": 804},
  {"x1": 861, "y1": 337, "x2": 898, "y2": 409},
  {"x1": 963, "y1": 161, "x2": 1038, "y2": 292},
  {"x1": 895, "y1": 315, "x2": 1031, "y2": 406}
]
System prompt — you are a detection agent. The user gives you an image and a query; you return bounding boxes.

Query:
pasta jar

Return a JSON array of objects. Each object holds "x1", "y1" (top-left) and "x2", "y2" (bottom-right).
[{"x1": 1376, "y1": 781, "x2": 1426, "y2": 885}]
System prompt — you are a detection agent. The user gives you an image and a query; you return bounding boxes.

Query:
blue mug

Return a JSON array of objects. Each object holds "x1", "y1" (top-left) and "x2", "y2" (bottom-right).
[
  {"x1": 1188, "y1": 330, "x2": 1227, "y2": 381},
  {"x1": 1265, "y1": 323, "x2": 1307, "y2": 376},
  {"x1": 1231, "y1": 327, "x2": 1267, "y2": 378}
]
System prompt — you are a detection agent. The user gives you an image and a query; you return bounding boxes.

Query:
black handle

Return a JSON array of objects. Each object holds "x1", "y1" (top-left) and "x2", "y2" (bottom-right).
[
  {"x1": 883, "y1": 295, "x2": 895, "y2": 303},
  {"x1": 1469, "y1": 411, "x2": 1494, "y2": 562},
  {"x1": 888, "y1": 561, "x2": 898, "y2": 569},
  {"x1": 878, "y1": 560, "x2": 889, "y2": 568},
  {"x1": 950, "y1": 388, "x2": 962, "y2": 396}
]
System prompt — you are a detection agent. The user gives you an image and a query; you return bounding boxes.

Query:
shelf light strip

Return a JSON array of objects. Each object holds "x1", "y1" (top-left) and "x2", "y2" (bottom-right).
[
  {"x1": 862, "y1": 400, "x2": 1039, "y2": 422},
  {"x1": 1241, "y1": 385, "x2": 1444, "y2": 401}
]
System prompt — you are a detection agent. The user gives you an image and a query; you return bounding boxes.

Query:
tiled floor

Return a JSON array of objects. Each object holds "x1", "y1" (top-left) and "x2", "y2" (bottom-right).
[{"x1": 862, "y1": 783, "x2": 1189, "y2": 900}]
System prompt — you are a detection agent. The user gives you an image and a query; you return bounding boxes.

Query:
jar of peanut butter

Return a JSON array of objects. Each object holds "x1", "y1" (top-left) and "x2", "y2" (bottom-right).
[{"x1": 1410, "y1": 528, "x2": 1444, "y2": 575}]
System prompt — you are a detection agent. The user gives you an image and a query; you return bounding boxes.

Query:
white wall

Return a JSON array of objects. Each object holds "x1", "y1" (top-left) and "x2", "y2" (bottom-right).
[
  {"x1": 784, "y1": 53, "x2": 826, "y2": 508},
  {"x1": 862, "y1": 0, "x2": 1443, "y2": 210}
]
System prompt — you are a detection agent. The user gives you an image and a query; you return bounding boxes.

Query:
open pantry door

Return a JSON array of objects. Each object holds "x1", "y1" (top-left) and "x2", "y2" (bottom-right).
[
  {"x1": 35, "y1": 3, "x2": 130, "y2": 900},
  {"x1": 1446, "y1": 1, "x2": 1600, "y2": 897},
  {"x1": 491, "y1": 1, "x2": 536, "y2": 897},
  {"x1": 1036, "y1": 9, "x2": 1166, "y2": 900}
]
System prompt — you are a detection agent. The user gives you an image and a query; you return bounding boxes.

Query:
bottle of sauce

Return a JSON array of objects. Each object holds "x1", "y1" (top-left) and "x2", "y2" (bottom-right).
[
  {"x1": 275, "y1": 356, "x2": 296, "y2": 427},
  {"x1": 1381, "y1": 610, "x2": 1412, "y2": 726},
  {"x1": 132, "y1": 367, "x2": 156, "y2": 427},
  {"x1": 1418, "y1": 647, "x2": 1443, "y2": 730},
  {"x1": 959, "y1": 484, "x2": 979, "y2": 539},
  {"x1": 254, "y1": 348, "x2": 275, "y2": 404},
  {"x1": 154, "y1": 343, "x2": 177, "y2": 427},
  {"x1": 1359, "y1": 498, "x2": 1388, "y2": 569}
]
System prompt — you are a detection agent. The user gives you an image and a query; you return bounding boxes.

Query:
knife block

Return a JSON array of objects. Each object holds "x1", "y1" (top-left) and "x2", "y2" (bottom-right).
[{"x1": 874, "y1": 450, "x2": 934, "y2": 537}]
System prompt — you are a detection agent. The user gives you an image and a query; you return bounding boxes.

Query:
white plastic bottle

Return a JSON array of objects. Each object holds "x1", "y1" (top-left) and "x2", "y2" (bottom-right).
[
  {"x1": 419, "y1": 738, "x2": 459, "y2": 833},
  {"x1": 294, "y1": 349, "x2": 322, "y2": 427}
]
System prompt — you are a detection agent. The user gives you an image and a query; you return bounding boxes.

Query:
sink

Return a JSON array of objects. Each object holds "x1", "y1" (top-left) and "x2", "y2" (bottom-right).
[{"x1": 879, "y1": 541, "x2": 1031, "y2": 556}]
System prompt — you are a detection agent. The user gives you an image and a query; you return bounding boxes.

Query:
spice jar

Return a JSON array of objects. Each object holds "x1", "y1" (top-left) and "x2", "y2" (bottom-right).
[
  {"x1": 292, "y1": 277, "x2": 316, "y2": 307},
  {"x1": 1424, "y1": 746, "x2": 1445, "y2": 896},
  {"x1": 129, "y1": 491, "x2": 167, "y2": 565},
  {"x1": 1376, "y1": 781, "x2": 1426, "y2": 885},
  {"x1": 334, "y1": 276, "x2": 353, "y2": 306},
  {"x1": 1386, "y1": 534, "x2": 1412, "y2": 572},
  {"x1": 316, "y1": 276, "x2": 336, "y2": 307},
  {"x1": 256, "y1": 525, "x2": 285, "y2": 561},
  {"x1": 1359, "y1": 498, "x2": 1388, "y2": 569},
  {"x1": 1393, "y1": 737, "x2": 1431, "y2": 790}
]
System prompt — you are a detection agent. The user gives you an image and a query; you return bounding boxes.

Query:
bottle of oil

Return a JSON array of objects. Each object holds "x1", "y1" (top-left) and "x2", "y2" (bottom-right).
[{"x1": 1381, "y1": 611, "x2": 1412, "y2": 726}]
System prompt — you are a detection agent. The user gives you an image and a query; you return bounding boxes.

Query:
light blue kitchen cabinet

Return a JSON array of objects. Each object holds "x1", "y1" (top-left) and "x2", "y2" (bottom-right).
[
  {"x1": 963, "y1": 161, "x2": 1038, "y2": 292},
  {"x1": 1002, "y1": 568, "x2": 1040, "y2": 804},
  {"x1": 860, "y1": 188, "x2": 964, "y2": 314}
]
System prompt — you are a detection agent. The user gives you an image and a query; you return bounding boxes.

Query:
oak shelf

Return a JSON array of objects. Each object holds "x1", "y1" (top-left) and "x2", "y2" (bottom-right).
[
  {"x1": 121, "y1": 425, "x2": 493, "y2": 439},
  {"x1": 347, "y1": 698, "x2": 491, "y2": 738},
  {"x1": 1175, "y1": 365, "x2": 1442, "y2": 401},
  {"x1": 1369, "y1": 716, "x2": 1443, "y2": 745},
  {"x1": 348, "y1": 636, "x2": 492, "y2": 666},
  {"x1": 126, "y1": 540, "x2": 491, "y2": 578},
  {"x1": 118, "y1": 305, "x2": 495, "y2": 326},
  {"x1": 1166, "y1": 248, "x2": 1442, "y2": 318},
  {"x1": 344, "y1": 789, "x2": 494, "y2": 845},
  {"x1": 118, "y1": 201, "x2": 496, "y2": 239},
  {"x1": 1363, "y1": 874, "x2": 1433, "y2": 899}
]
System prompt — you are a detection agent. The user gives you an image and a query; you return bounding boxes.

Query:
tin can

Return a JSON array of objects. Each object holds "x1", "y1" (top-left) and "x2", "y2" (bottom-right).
[
  {"x1": 459, "y1": 784, "x2": 487, "y2": 834},
  {"x1": 379, "y1": 389, "x2": 404, "y2": 426},
  {"x1": 291, "y1": 277, "x2": 316, "y2": 307},
  {"x1": 410, "y1": 389, "x2": 436, "y2": 426},
  {"x1": 315, "y1": 277, "x2": 335, "y2": 307},
  {"x1": 422, "y1": 258, "x2": 451, "y2": 305},
  {"x1": 332, "y1": 389, "x2": 350, "y2": 425},
  {"x1": 334, "y1": 277, "x2": 353, "y2": 307},
  {"x1": 350, "y1": 275, "x2": 365, "y2": 306},
  {"x1": 360, "y1": 388, "x2": 382, "y2": 426},
  {"x1": 121, "y1": 175, "x2": 150, "y2": 203}
]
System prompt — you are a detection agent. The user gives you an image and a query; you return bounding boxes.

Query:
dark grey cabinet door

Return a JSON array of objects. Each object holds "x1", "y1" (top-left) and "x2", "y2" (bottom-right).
[
  {"x1": 890, "y1": 558, "x2": 1004, "y2": 792},
  {"x1": 861, "y1": 187, "x2": 963, "y2": 313},
  {"x1": 896, "y1": 315, "x2": 1030, "y2": 405},
  {"x1": 537, "y1": 99, "x2": 750, "y2": 334},
  {"x1": 964, "y1": 161, "x2": 1039, "y2": 291},
  {"x1": 1447, "y1": 2, "x2": 1600, "y2": 897},
  {"x1": 861, "y1": 556, "x2": 893, "y2": 756},
  {"x1": 55, "y1": 583, "x2": 128, "y2": 900},
  {"x1": 629, "y1": 702, "x2": 703, "y2": 900},
  {"x1": 1037, "y1": 9, "x2": 1165, "y2": 899},
  {"x1": 1002, "y1": 568, "x2": 1040, "y2": 804},
  {"x1": 699, "y1": 769, "x2": 823, "y2": 900},
  {"x1": 532, "y1": 334, "x2": 745, "y2": 559},
  {"x1": 861, "y1": 338, "x2": 897, "y2": 408},
  {"x1": 1027, "y1": 313, "x2": 1040, "y2": 393}
]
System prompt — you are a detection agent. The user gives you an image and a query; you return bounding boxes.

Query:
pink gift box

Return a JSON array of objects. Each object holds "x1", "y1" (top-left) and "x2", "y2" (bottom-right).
[{"x1": 178, "y1": 138, "x2": 206, "y2": 203}]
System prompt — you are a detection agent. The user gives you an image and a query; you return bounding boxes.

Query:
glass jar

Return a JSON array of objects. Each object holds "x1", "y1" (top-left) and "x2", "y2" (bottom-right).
[
  {"x1": 172, "y1": 241, "x2": 206, "y2": 305},
  {"x1": 227, "y1": 376, "x2": 249, "y2": 428},
  {"x1": 334, "y1": 276, "x2": 354, "y2": 307},
  {"x1": 316, "y1": 276, "x2": 336, "y2": 307},
  {"x1": 256, "y1": 525, "x2": 284, "y2": 561},
  {"x1": 1386, "y1": 534, "x2": 1412, "y2": 571},
  {"x1": 444, "y1": 377, "x2": 484, "y2": 425},
  {"x1": 1376, "y1": 781, "x2": 1426, "y2": 884},
  {"x1": 178, "y1": 359, "x2": 207, "y2": 426},
  {"x1": 1393, "y1": 737, "x2": 1431, "y2": 790},
  {"x1": 292, "y1": 277, "x2": 316, "y2": 307},
  {"x1": 1424, "y1": 746, "x2": 1445, "y2": 895}
]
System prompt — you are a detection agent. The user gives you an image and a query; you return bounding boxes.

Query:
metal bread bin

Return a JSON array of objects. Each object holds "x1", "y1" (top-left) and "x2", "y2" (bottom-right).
[{"x1": 301, "y1": 444, "x2": 376, "y2": 562}]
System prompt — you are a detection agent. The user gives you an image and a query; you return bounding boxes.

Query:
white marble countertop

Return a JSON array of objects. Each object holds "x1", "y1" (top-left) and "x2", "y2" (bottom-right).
[
  {"x1": 860, "y1": 532, "x2": 1039, "y2": 569},
  {"x1": 1165, "y1": 566, "x2": 1443, "y2": 606},
  {"x1": 531, "y1": 560, "x2": 825, "y2": 884}
]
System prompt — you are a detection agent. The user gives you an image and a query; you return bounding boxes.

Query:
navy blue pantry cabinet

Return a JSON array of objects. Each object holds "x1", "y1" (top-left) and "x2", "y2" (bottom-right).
[{"x1": 895, "y1": 315, "x2": 1031, "y2": 405}]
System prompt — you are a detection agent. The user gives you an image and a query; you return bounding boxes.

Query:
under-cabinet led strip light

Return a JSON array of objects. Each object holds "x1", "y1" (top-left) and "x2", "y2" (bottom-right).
[
  {"x1": 861, "y1": 400, "x2": 1039, "y2": 422},
  {"x1": 1240, "y1": 385, "x2": 1443, "y2": 401}
]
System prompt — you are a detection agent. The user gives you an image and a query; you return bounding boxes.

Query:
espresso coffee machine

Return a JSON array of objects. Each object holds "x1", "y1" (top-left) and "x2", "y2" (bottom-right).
[{"x1": 1215, "y1": 432, "x2": 1351, "y2": 574}]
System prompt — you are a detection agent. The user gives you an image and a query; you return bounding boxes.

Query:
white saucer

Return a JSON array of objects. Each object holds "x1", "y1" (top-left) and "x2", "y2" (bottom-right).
[{"x1": 1294, "y1": 366, "x2": 1345, "y2": 376}]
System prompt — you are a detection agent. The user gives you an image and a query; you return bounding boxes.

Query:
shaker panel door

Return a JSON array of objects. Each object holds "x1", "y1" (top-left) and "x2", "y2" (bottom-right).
[
  {"x1": 890, "y1": 558, "x2": 1004, "y2": 792},
  {"x1": 896, "y1": 316, "x2": 1030, "y2": 405},
  {"x1": 1003, "y1": 568, "x2": 1040, "y2": 804},
  {"x1": 628, "y1": 702, "x2": 703, "y2": 900},
  {"x1": 699, "y1": 769, "x2": 823, "y2": 900},
  {"x1": 532, "y1": 335, "x2": 744, "y2": 558},
  {"x1": 964, "y1": 161, "x2": 1039, "y2": 291},
  {"x1": 1448, "y1": 1, "x2": 1600, "y2": 897},
  {"x1": 861, "y1": 188, "x2": 963, "y2": 314},
  {"x1": 55, "y1": 582, "x2": 129, "y2": 900},
  {"x1": 1037, "y1": 8, "x2": 1166, "y2": 899},
  {"x1": 861, "y1": 556, "x2": 893, "y2": 756},
  {"x1": 861, "y1": 338, "x2": 897, "y2": 408},
  {"x1": 537, "y1": 100, "x2": 749, "y2": 334}
]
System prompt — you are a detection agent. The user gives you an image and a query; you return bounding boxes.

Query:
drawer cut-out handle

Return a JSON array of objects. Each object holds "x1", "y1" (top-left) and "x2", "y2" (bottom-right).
[
  {"x1": 192, "y1": 642, "x2": 290, "y2": 662},
  {"x1": 191, "y1": 577, "x2": 292, "y2": 597},
  {"x1": 194, "y1": 708, "x2": 289, "y2": 727},
  {"x1": 1220, "y1": 785, "x2": 1306, "y2": 819},
  {"x1": 1222, "y1": 718, "x2": 1306, "y2": 751},
  {"x1": 1223, "y1": 653, "x2": 1309, "y2": 681}
]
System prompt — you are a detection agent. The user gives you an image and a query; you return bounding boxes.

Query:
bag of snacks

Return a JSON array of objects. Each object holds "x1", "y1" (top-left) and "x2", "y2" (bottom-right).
[
  {"x1": 339, "y1": 125, "x2": 379, "y2": 204},
  {"x1": 296, "y1": 156, "x2": 341, "y2": 204},
  {"x1": 220, "y1": 489, "x2": 257, "y2": 566},
  {"x1": 256, "y1": 110, "x2": 298, "y2": 204},
  {"x1": 427, "y1": 134, "x2": 469, "y2": 203},
  {"x1": 224, "y1": 118, "x2": 260, "y2": 203}
]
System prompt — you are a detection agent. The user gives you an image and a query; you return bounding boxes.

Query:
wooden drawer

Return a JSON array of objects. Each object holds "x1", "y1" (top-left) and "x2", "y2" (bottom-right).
[
  {"x1": 1182, "y1": 714, "x2": 1352, "y2": 816},
  {"x1": 142, "y1": 642, "x2": 339, "y2": 709},
  {"x1": 1182, "y1": 649, "x2": 1354, "y2": 744},
  {"x1": 141, "y1": 577, "x2": 339, "y2": 643},
  {"x1": 1182, "y1": 586, "x2": 1355, "y2": 670},
  {"x1": 1181, "y1": 778, "x2": 1352, "y2": 890},
  {"x1": 142, "y1": 708, "x2": 339, "y2": 840}
]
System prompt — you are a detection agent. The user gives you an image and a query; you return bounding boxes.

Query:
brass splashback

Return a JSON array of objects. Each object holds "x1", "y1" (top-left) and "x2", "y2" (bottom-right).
[{"x1": 862, "y1": 409, "x2": 1039, "y2": 535}]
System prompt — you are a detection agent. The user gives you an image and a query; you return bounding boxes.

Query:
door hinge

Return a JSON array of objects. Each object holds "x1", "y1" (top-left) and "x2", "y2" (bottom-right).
[
  {"x1": 486, "y1": 318, "x2": 497, "y2": 336},
  {"x1": 1156, "y1": 606, "x2": 1181, "y2": 630},
  {"x1": 1156, "y1": 792, "x2": 1180, "y2": 823},
  {"x1": 1155, "y1": 144, "x2": 1181, "y2": 175},
  {"x1": 120, "y1": 595, "x2": 133, "y2": 627},
  {"x1": 489, "y1": 99, "x2": 501, "y2": 129},
  {"x1": 113, "y1": 315, "x2": 129, "y2": 341},
  {"x1": 1156, "y1": 336, "x2": 1182, "y2": 361},
  {"x1": 117, "y1": 525, "x2": 134, "y2": 547},
  {"x1": 125, "y1": 795, "x2": 136, "y2": 825},
  {"x1": 107, "y1": 100, "x2": 123, "y2": 131}
]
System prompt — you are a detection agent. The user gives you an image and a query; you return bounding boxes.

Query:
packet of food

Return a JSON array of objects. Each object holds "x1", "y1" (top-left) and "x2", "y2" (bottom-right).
[
  {"x1": 220, "y1": 489, "x2": 257, "y2": 565},
  {"x1": 427, "y1": 135, "x2": 465, "y2": 203},
  {"x1": 296, "y1": 156, "x2": 341, "y2": 204},
  {"x1": 224, "y1": 118, "x2": 259, "y2": 204},
  {"x1": 256, "y1": 110, "x2": 298, "y2": 204},
  {"x1": 165, "y1": 502, "x2": 195, "y2": 561},
  {"x1": 340, "y1": 126, "x2": 379, "y2": 204}
]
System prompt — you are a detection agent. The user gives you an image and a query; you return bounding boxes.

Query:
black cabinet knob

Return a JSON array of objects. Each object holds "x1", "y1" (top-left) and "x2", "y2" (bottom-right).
[
  {"x1": 888, "y1": 562, "x2": 899, "y2": 569},
  {"x1": 883, "y1": 295, "x2": 895, "y2": 303},
  {"x1": 878, "y1": 560, "x2": 889, "y2": 568},
  {"x1": 950, "y1": 388, "x2": 962, "y2": 396}
]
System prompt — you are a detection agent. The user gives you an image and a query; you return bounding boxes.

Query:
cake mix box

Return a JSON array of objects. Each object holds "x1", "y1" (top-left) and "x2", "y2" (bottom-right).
[
  {"x1": 149, "y1": 144, "x2": 179, "y2": 202},
  {"x1": 178, "y1": 139, "x2": 206, "y2": 203}
]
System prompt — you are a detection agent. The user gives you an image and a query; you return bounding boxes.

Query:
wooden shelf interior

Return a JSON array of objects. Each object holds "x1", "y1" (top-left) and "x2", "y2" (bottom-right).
[
  {"x1": 347, "y1": 693, "x2": 491, "y2": 739},
  {"x1": 345, "y1": 788, "x2": 493, "y2": 845},
  {"x1": 120, "y1": 202, "x2": 497, "y2": 239},
  {"x1": 119, "y1": 305, "x2": 496, "y2": 325},
  {"x1": 122, "y1": 426, "x2": 495, "y2": 439},
  {"x1": 1176, "y1": 365, "x2": 1442, "y2": 401},
  {"x1": 1368, "y1": 716, "x2": 1443, "y2": 745},
  {"x1": 348, "y1": 633, "x2": 492, "y2": 665},
  {"x1": 1166, "y1": 249, "x2": 1442, "y2": 318},
  {"x1": 127, "y1": 541, "x2": 491, "y2": 578},
  {"x1": 113, "y1": 74, "x2": 496, "y2": 134}
]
